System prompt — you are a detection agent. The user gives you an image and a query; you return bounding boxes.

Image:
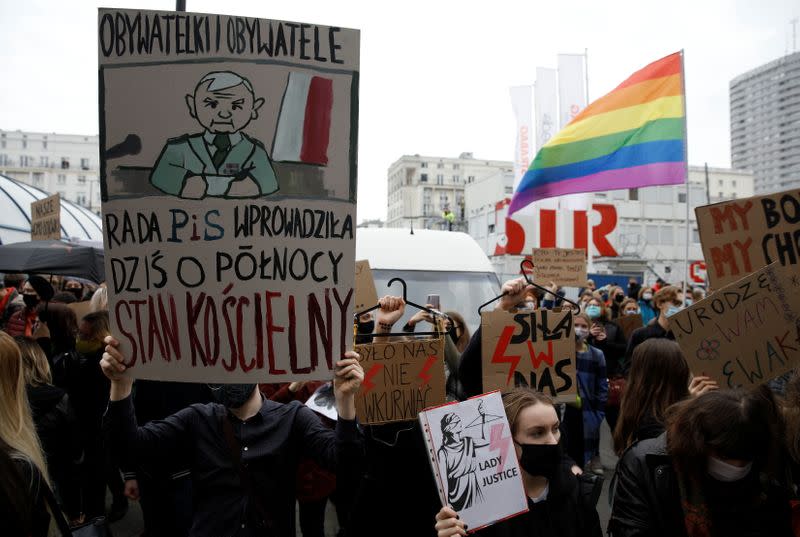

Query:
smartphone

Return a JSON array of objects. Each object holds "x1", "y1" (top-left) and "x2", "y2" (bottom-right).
[{"x1": 426, "y1": 294, "x2": 440, "y2": 310}]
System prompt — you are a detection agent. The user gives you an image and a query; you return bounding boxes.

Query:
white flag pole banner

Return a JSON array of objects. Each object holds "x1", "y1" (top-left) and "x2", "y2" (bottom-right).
[
  {"x1": 509, "y1": 86, "x2": 533, "y2": 190},
  {"x1": 419, "y1": 392, "x2": 528, "y2": 532},
  {"x1": 533, "y1": 68, "x2": 559, "y2": 211},
  {"x1": 557, "y1": 53, "x2": 591, "y2": 213},
  {"x1": 98, "y1": 9, "x2": 360, "y2": 382}
]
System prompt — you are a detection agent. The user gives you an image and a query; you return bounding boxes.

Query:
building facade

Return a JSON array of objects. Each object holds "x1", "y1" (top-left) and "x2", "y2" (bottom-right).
[
  {"x1": 465, "y1": 165, "x2": 755, "y2": 285},
  {"x1": 386, "y1": 152, "x2": 513, "y2": 231},
  {"x1": 730, "y1": 51, "x2": 800, "y2": 194},
  {"x1": 0, "y1": 130, "x2": 100, "y2": 213}
]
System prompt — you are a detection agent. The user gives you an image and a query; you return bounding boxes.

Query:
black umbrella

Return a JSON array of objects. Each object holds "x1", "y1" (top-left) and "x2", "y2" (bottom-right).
[{"x1": 0, "y1": 240, "x2": 104, "y2": 283}]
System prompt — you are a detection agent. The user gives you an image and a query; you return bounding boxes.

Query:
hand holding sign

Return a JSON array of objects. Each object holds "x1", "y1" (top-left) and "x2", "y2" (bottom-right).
[
  {"x1": 377, "y1": 295, "x2": 405, "y2": 332},
  {"x1": 101, "y1": 336, "x2": 134, "y2": 400},
  {"x1": 498, "y1": 278, "x2": 534, "y2": 312},
  {"x1": 688, "y1": 375, "x2": 719, "y2": 397}
]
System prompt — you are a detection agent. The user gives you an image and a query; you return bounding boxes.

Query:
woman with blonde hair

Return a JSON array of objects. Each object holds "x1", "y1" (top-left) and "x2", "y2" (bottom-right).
[{"x1": 0, "y1": 331, "x2": 54, "y2": 535}]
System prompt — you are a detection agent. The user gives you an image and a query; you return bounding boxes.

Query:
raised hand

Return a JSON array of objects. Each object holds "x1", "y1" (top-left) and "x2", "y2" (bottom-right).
[{"x1": 498, "y1": 277, "x2": 534, "y2": 312}]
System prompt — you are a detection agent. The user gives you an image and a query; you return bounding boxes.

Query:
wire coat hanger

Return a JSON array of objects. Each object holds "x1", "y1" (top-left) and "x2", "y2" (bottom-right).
[
  {"x1": 477, "y1": 259, "x2": 582, "y2": 316},
  {"x1": 354, "y1": 277, "x2": 449, "y2": 338}
]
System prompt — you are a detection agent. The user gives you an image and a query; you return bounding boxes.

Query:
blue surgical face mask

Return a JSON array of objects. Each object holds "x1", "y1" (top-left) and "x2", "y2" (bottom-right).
[
  {"x1": 585, "y1": 305, "x2": 602, "y2": 319},
  {"x1": 685, "y1": 298, "x2": 693, "y2": 306},
  {"x1": 665, "y1": 305, "x2": 682, "y2": 317}
]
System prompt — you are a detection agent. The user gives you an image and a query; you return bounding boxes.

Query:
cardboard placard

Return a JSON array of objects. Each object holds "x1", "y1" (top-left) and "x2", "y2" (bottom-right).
[
  {"x1": 616, "y1": 313, "x2": 644, "y2": 341},
  {"x1": 354, "y1": 337, "x2": 446, "y2": 425},
  {"x1": 354, "y1": 259, "x2": 378, "y2": 312},
  {"x1": 696, "y1": 189, "x2": 800, "y2": 289},
  {"x1": 481, "y1": 308, "x2": 577, "y2": 399},
  {"x1": 670, "y1": 263, "x2": 800, "y2": 389},
  {"x1": 419, "y1": 392, "x2": 528, "y2": 532},
  {"x1": 30, "y1": 194, "x2": 61, "y2": 241},
  {"x1": 98, "y1": 9, "x2": 360, "y2": 382},
  {"x1": 532, "y1": 248, "x2": 587, "y2": 287}
]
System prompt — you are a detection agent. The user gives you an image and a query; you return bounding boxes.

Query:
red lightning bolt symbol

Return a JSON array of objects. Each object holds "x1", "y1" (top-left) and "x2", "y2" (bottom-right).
[
  {"x1": 491, "y1": 326, "x2": 522, "y2": 385},
  {"x1": 363, "y1": 364, "x2": 383, "y2": 394},
  {"x1": 489, "y1": 423, "x2": 512, "y2": 472},
  {"x1": 418, "y1": 355, "x2": 438, "y2": 386}
]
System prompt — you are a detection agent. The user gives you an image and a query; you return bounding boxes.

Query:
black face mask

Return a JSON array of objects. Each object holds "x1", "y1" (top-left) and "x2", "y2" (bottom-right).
[
  {"x1": 615, "y1": 294, "x2": 625, "y2": 303},
  {"x1": 68, "y1": 288, "x2": 83, "y2": 300},
  {"x1": 208, "y1": 383, "x2": 257, "y2": 409},
  {"x1": 23, "y1": 294, "x2": 39, "y2": 309},
  {"x1": 516, "y1": 441, "x2": 562, "y2": 480}
]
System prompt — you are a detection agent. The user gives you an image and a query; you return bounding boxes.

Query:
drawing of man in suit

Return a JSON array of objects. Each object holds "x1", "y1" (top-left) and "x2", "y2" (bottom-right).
[{"x1": 150, "y1": 71, "x2": 279, "y2": 199}]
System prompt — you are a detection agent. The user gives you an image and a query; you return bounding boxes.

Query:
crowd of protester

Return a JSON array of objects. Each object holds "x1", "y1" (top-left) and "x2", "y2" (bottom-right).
[{"x1": 2, "y1": 269, "x2": 799, "y2": 537}]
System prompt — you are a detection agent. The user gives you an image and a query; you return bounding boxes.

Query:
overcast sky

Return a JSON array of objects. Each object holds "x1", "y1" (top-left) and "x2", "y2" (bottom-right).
[{"x1": 1, "y1": 0, "x2": 797, "y2": 222}]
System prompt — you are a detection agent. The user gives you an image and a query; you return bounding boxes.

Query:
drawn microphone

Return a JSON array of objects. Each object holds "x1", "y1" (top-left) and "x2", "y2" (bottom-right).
[{"x1": 104, "y1": 134, "x2": 142, "y2": 159}]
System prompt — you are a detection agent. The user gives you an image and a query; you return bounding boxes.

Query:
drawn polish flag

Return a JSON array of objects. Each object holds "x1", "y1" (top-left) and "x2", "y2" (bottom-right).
[{"x1": 272, "y1": 72, "x2": 333, "y2": 166}]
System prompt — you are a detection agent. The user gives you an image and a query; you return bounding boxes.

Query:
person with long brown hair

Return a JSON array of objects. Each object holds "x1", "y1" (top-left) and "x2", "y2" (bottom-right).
[
  {"x1": 0, "y1": 331, "x2": 54, "y2": 535},
  {"x1": 435, "y1": 388, "x2": 602, "y2": 537},
  {"x1": 610, "y1": 386, "x2": 793, "y2": 537},
  {"x1": 612, "y1": 339, "x2": 718, "y2": 456}
]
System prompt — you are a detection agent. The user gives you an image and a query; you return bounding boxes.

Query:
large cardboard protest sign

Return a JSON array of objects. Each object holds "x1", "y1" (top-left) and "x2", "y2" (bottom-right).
[
  {"x1": 98, "y1": 9, "x2": 359, "y2": 381},
  {"x1": 532, "y1": 248, "x2": 586, "y2": 287},
  {"x1": 354, "y1": 259, "x2": 378, "y2": 312},
  {"x1": 481, "y1": 308, "x2": 577, "y2": 398},
  {"x1": 670, "y1": 263, "x2": 800, "y2": 389},
  {"x1": 696, "y1": 189, "x2": 800, "y2": 289},
  {"x1": 617, "y1": 313, "x2": 644, "y2": 341},
  {"x1": 30, "y1": 195, "x2": 61, "y2": 241},
  {"x1": 354, "y1": 337, "x2": 446, "y2": 425},
  {"x1": 419, "y1": 392, "x2": 528, "y2": 532}
]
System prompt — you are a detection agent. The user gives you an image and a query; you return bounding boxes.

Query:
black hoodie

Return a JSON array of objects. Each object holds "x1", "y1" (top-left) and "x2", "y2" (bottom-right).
[{"x1": 26, "y1": 384, "x2": 82, "y2": 516}]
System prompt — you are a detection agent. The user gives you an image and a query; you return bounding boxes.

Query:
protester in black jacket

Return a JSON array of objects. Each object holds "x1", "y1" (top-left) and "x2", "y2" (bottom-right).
[
  {"x1": 435, "y1": 389, "x2": 602, "y2": 537},
  {"x1": 609, "y1": 386, "x2": 793, "y2": 537},
  {"x1": 101, "y1": 334, "x2": 366, "y2": 537},
  {"x1": 17, "y1": 336, "x2": 82, "y2": 520},
  {"x1": 623, "y1": 285, "x2": 683, "y2": 368}
]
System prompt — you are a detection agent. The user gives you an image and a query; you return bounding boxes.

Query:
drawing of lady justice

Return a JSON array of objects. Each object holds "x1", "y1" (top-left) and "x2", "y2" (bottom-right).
[{"x1": 437, "y1": 401, "x2": 503, "y2": 511}]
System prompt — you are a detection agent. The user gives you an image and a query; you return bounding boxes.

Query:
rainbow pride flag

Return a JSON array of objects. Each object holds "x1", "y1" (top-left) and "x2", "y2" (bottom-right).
[{"x1": 509, "y1": 52, "x2": 686, "y2": 215}]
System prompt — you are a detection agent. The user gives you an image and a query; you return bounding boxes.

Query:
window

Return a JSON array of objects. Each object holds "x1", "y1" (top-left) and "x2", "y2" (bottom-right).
[
  {"x1": 692, "y1": 228, "x2": 700, "y2": 243},
  {"x1": 421, "y1": 162, "x2": 428, "y2": 168},
  {"x1": 660, "y1": 226, "x2": 674, "y2": 245},
  {"x1": 436, "y1": 174, "x2": 444, "y2": 185},
  {"x1": 718, "y1": 179, "x2": 723, "y2": 186},
  {"x1": 732, "y1": 180, "x2": 737, "y2": 187},
  {"x1": 42, "y1": 138, "x2": 47, "y2": 149},
  {"x1": 453, "y1": 175, "x2": 460, "y2": 183},
  {"x1": 453, "y1": 163, "x2": 460, "y2": 170},
  {"x1": 437, "y1": 163, "x2": 444, "y2": 169},
  {"x1": 678, "y1": 192, "x2": 687, "y2": 203},
  {"x1": 488, "y1": 224, "x2": 495, "y2": 234},
  {"x1": 57, "y1": 174, "x2": 66, "y2": 185},
  {"x1": 76, "y1": 192, "x2": 87, "y2": 206},
  {"x1": 61, "y1": 158, "x2": 69, "y2": 169},
  {"x1": 77, "y1": 175, "x2": 86, "y2": 184},
  {"x1": 57, "y1": 191, "x2": 66, "y2": 198},
  {"x1": 40, "y1": 156, "x2": 48, "y2": 167},
  {"x1": 468, "y1": 175, "x2": 475, "y2": 183},
  {"x1": 22, "y1": 135, "x2": 27, "y2": 149},
  {"x1": 32, "y1": 173, "x2": 43, "y2": 185},
  {"x1": 81, "y1": 158, "x2": 90, "y2": 170},
  {"x1": 505, "y1": 186, "x2": 513, "y2": 194},
  {"x1": 420, "y1": 173, "x2": 428, "y2": 182},
  {"x1": 628, "y1": 188, "x2": 638, "y2": 200},
  {"x1": 646, "y1": 225, "x2": 659, "y2": 244}
]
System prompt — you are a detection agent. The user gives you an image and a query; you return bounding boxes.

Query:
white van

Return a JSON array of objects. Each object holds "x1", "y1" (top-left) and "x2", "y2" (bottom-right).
[{"x1": 355, "y1": 228, "x2": 501, "y2": 332}]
